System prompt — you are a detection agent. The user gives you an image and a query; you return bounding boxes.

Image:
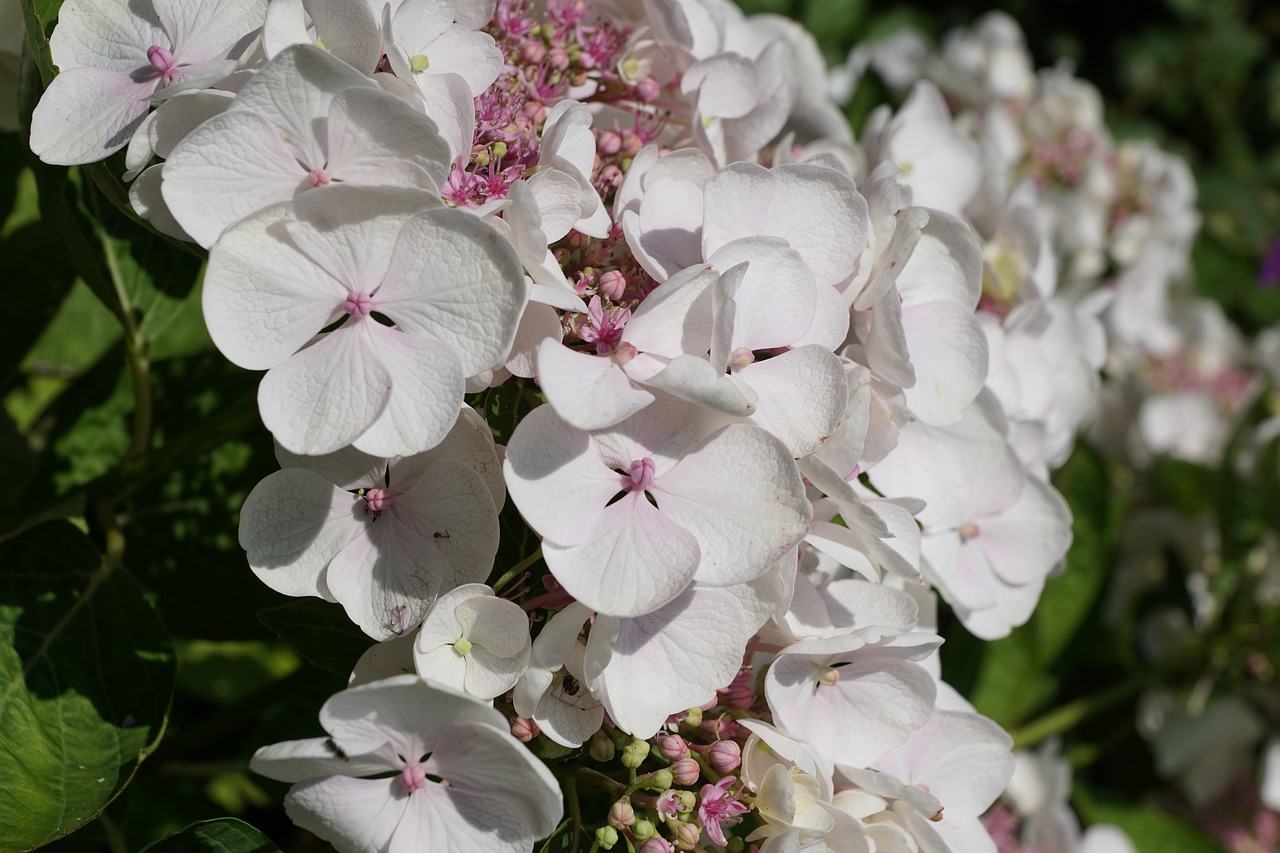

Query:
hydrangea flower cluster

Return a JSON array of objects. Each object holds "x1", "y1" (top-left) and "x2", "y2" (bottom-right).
[{"x1": 30, "y1": 1, "x2": 1227, "y2": 850}]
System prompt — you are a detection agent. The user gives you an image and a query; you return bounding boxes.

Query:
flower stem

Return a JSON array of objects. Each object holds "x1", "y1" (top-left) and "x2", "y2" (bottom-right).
[{"x1": 494, "y1": 546, "x2": 543, "y2": 593}]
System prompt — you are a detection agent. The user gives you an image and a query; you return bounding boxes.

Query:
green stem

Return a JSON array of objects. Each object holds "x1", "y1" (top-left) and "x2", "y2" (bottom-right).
[
  {"x1": 1010, "y1": 675, "x2": 1149, "y2": 750},
  {"x1": 98, "y1": 812, "x2": 128, "y2": 853},
  {"x1": 494, "y1": 546, "x2": 543, "y2": 593},
  {"x1": 567, "y1": 776, "x2": 582, "y2": 850}
]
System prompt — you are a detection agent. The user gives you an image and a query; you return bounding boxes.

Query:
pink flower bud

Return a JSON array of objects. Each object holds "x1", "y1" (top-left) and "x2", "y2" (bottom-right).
[
  {"x1": 637, "y1": 839, "x2": 672, "y2": 853},
  {"x1": 597, "y1": 130, "x2": 623, "y2": 156},
  {"x1": 635, "y1": 77, "x2": 661, "y2": 102},
  {"x1": 657, "y1": 733, "x2": 689, "y2": 762},
  {"x1": 671, "y1": 757, "x2": 700, "y2": 786},
  {"x1": 621, "y1": 131, "x2": 645, "y2": 157},
  {"x1": 548, "y1": 48, "x2": 570, "y2": 70},
  {"x1": 707, "y1": 740, "x2": 741, "y2": 773},
  {"x1": 520, "y1": 40, "x2": 546, "y2": 64},
  {"x1": 511, "y1": 716, "x2": 538, "y2": 742},
  {"x1": 599, "y1": 269, "x2": 627, "y2": 300},
  {"x1": 608, "y1": 799, "x2": 635, "y2": 828},
  {"x1": 672, "y1": 821, "x2": 701, "y2": 850}
]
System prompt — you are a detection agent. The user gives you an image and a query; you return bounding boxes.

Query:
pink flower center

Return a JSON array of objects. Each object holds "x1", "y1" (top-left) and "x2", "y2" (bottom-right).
[
  {"x1": 363, "y1": 487, "x2": 391, "y2": 515},
  {"x1": 729, "y1": 347, "x2": 755, "y2": 371},
  {"x1": 344, "y1": 291, "x2": 374, "y2": 318},
  {"x1": 625, "y1": 457, "x2": 656, "y2": 493},
  {"x1": 959, "y1": 521, "x2": 981, "y2": 542},
  {"x1": 147, "y1": 45, "x2": 180, "y2": 85},
  {"x1": 400, "y1": 764, "x2": 428, "y2": 793},
  {"x1": 308, "y1": 168, "x2": 332, "y2": 188}
]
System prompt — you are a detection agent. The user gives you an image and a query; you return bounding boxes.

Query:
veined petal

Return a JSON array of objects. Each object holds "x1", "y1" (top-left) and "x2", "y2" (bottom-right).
[
  {"x1": 29, "y1": 69, "x2": 155, "y2": 165},
  {"x1": 537, "y1": 340, "x2": 655, "y2": 431},
  {"x1": 326, "y1": 86, "x2": 451, "y2": 187},
  {"x1": 258, "y1": 323, "x2": 393, "y2": 456},
  {"x1": 284, "y1": 776, "x2": 407, "y2": 853},
  {"x1": 543, "y1": 492, "x2": 700, "y2": 618},
  {"x1": 351, "y1": 327, "x2": 464, "y2": 458}
]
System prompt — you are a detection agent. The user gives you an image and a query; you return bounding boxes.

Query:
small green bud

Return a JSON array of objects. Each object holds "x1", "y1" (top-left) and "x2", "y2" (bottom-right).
[
  {"x1": 594, "y1": 826, "x2": 619, "y2": 849},
  {"x1": 608, "y1": 799, "x2": 635, "y2": 829},
  {"x1": 726, "y1": 837, "x2": 746, "y2": 853},
  {"x1": 589, "y1": 730, "x2": 615, "y2": 762},
  {"x1": 621, "y1": 738, "x2": 651, "y2": 769},
  {"x1": 681, "y1": 707, "x2": 703, "y2": 727},
  {"x1": 632, "y1": 819, "x2": 656, "y2": 841},
  {"x1": 643, "y1": 769, "x2": 673, "y2": 792},
  {"x1": 673, "y1": 790, "x2": 696, "y2": 813},
  {"x1": 491, "y1": 141, "x2": 508, "y2": 161}
]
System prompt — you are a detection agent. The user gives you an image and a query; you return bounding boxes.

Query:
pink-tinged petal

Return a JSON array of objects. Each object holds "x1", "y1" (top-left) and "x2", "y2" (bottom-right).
[
  {"x1": 326, "y1": 87, "x2": 451, "y2": 187},
  {"x1": 683, "y1": 54, "x2": 757, "y2": 119},
  {"x1": 391, "y1": 722, "x2": 562, "y2": 853},
  {"x1": 156, "y1": 0, "x2": 264, "y2": 64},
  {"x1": 921, "y1": 533, "x2": 998, "y2": 613},
  {"x1": 862, "y1": 285, "x2": 916, "y2": 390},
  {"x1": 900, "y1": 300, "x2": 989, "y2": 427},
  {"x1": 540, "y1": 100, "x2": 596, "y2": 176},
  {"x1": 544, "y1": 492, "x2": 700, "y2": 618},
  {"x1": 284, "y1": 185, "x2": 440, "y2": 294},
  {"x1": 325, "y1": 517, "x2": 436, "y2": 639},
  {"x1": 653, "y1": 424, "x2": 811, "y2": 586},
  {"x1": 147, "y1": 88, "x2": 235, "y2": 159},
  {"x1": 822, "y1": 579, "x2": 920, "y2": 635},
  {"x1": 537, "y1": 341, "x2": 655, "y2": 431},
  {"x1": 203, "y1": 202, "x2": 347, "y2": 370},
  {"x1": 631, "y1": 177, "x2": 707, "y2": 279},
  {"x1": 239, "y1": 468, "x2": 367, "y2": 600},
  {"x1": 503, "y1": 405, "x2": 621, "y2": 546},
  {"x1": 976, "y1": 475, "x2": 1072, "y2": 586},
  {"x1": 895, "y1": 209, "x2": 983, "y2": 308},
  {"x1": 232, "y1": 43, "x2": 373, "y2": 162},
  {"x1": 351, "y1": 327, "x2": 464, "y2": 457},
  {"x1": 391, "y1": 406, "x2": 504, "y2": 507},
  {"x1": 603, "y1": 581, "x2": 775, "y2": 738},
  {"x1": 320, "y1": 674, "x2": 509, "y2": 746},
  {"x1": 793, "y1": 283, "x2": 851, "y2": 351},
  {"x1": 162, "y1": 110, "x2": 312, "y2": 247},
  {"x1": 377, "y1": 208, "x2": 528, "y2": 376},
  {"x1": 258, "y1": 323, "x2": 392, "y2": 456},
  {"x1": 29, "y1": 69, "x2": 154, "y2": 165},
  {"x1": 528, "y1": 168, "x2": 586, "y2": 244},
  {"x1": 589, "y1": 394, "x2": 690, "y2": 472},
  {"x1": 49, "y1": 0, "x2": 163, "y2": 71},
  {"x1": 622, "y1": 265, "x2": 717, "y2": 358},
  {"x1": 734, "y1": 346, "x2": 847, "y2": 458},
  {"x1": 284, "y1": 776, "x2": 407, "y2": 852}
]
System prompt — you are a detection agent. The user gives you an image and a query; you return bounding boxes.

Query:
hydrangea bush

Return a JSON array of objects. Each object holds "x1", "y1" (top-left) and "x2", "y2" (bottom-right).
[{"x1": 2, "y1": 0, "x2": 1277, "y2": 851}]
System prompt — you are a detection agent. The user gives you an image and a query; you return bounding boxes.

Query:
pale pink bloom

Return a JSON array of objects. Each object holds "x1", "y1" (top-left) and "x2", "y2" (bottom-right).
[
  {"x1": 512, "y1": 602, "x2": 605, "y2": 747},
  {"x1": 29, "y1": 0, "x2": 263, "y2": 165},
  {"x1": 412, "y1": 584, "x2": 531, "y2": 700},
  {"x1": 699, "y1": 776, "x2": 750, "y2": 845},
  {"x1": 250, "y1": 675, "x2": 562, "y2": 853},
  {"x1": 202, "y1": 185, "x2": 527, "y2": 456}
]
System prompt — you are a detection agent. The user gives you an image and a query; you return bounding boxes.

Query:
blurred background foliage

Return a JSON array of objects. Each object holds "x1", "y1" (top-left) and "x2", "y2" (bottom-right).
[{"x1": 0, "y1": 0, "x2": 1276, "y2": 850}]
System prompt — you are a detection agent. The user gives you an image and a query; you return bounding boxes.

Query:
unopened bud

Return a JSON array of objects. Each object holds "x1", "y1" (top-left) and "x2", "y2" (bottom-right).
[
  {"x1": 637, "y1": 839, "x2": 672, "y2": 853},
  {"x1": 608, "y1": 799, "x2": 635, "y2": 829},
  {"x1": 636, "y1": 77, "x2": 660, "y2": 102},
  {"x1": 707, "y1": 740, "x2": 741, "y2": 773},
  {"x1": 595, "y1": 826, "x2": 619, "y2": 849},
  {"x1": 621, "y1": 738, "x2": 651, "y2": 769},
  {"x1": 681, "y1": 707, "x2": 703, "y2": 727},
  {"x1": 670, "y1": 757, "x2": 700, "y2": 786},
  {"x1": 511, "y1": 716, "x2": 538, "y2": 742},
  {"x1": 632, "y1": 818, "x2": 657, "y2": 840},
  {"x1": 597, "y1": 130, "x2": 623, "y2": 156},
  {"x1": 590, "y1": 730, "x2": 616, "y2": 762},
  {"x1": 644, "y1": 769, "x2": 673, "y2": 792},
  {"x1": 599, "y1": 269, "x2": 627, "y2": 300},
  {"x1": 548, "y1": 47, "x2": 570, "y2": 70},
  {"x1": 657, "y1": 734, "x2": 689, "y2": 761},
  {"x1": 672, "y1": 821, "x2": 701, "y2": 850},
  {"x1": 726, "y1": 838, "x2": 746, "y2": 853},
  {"x1": 673, "y1": 790, "x2": 696, "y2": 813},
  {"x1": 819, "y1": 666, "x2": 840, "y2": 687}
]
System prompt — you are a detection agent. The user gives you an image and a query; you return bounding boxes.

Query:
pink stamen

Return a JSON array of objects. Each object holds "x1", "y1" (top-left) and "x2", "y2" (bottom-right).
[
  {"x1": 400, "y1": 764, "x2": 428, "y2": 793},
  {"x1": 363, "y1": 487, "x2": 391, "y2": 514},
  {"x1": 308, "y1": 168, "x2": 332, "y2": 188},
  {"x1": 625, "y1": 457, "x2": 656, "y2": 493},
  {"x1": 147, "y1": 45, "x2": 181, "y2": 85},
  {"x1": 344, "y1": 291, "x2": 374, "y2": 318}
]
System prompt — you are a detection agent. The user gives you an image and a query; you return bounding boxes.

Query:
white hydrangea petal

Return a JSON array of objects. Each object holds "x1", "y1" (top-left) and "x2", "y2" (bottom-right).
[
  {"x1": 895, "y1": 209, "x2": 983, "y2": 308},
  {"x1": 390, "y1": 722, "x2": 562, "y2": 853},
  {"x1": 265, "y1": 0, "x2": 383, "y2": 73},
  {"x1": 158, "y1": 0, "x2": 264, "y2": 64},
  {"x1": 640, "y1": 354, "x2": 756, "y2": 417},
  {"x1": 622, "y1": 264, "x2": 718, "y2": 358},
  {"x1": 273, "y1": 443, "x2": 384, "y2": 491},
  {"x1": 409, "y1": 71, "x2": 476, "y2": 162},
  {"x1": 203, "y1": 202, "x2": 347, "y2": 371},
  {"x1": 414, "y1": 25, "x2": 502, "y2": 95},
  {"x1": 49, "y1": 0, "x2": 163, "y2": 70},
  {"x1": 350, "y1": 327, "x2": 463, "y2": 458},
  {"x1": 734, "y1": 346, "x2": 847, "y2": 457},
  {"x1": 900, "y1": 300, "x2": 988, "y2": 427},
  {"x1": 543, "y1": 492, "x2": 700, "y2": 618},
  {"x1": 503, "y1": 405, "x2": 623, "y2": 546},
  {"x1": 239, "y1": 468, "x2": 366, "y2": 600},
  {"x1": 258, "y1": 324, "x2": 392, "y2": 455},
  {"x1": 326, "y1": 88, "x2": 451, "y2": 187},
  {"x1": 454, "y1": 0, "x2": 495, "y2": 28},
  {"x1": 710, "y1": 237, "x2": 817, "y2": 350},
  {"x1": 413, "y1": 644, "x2": 470, "y2": 693},
  {"x1": 390, "y1": 457, "x2": 500, "y2": 585},
  {"x1": 653, "y1": 424, "x2": 811, "y2": 587},
  {"x1": 976, "y1": 476, "x2": 1072, "y2": 586},
  {"x1": 376, "y1": 208, "x2": 528, "y2": 376},
  {"x1": 162, "y1": 110, "x2": 313, "y2": 247},
  {"x1": 284, "y1": 776, "x2": 407, "y2": 853},
  {"x1": 249, "y1": 736, "x2": 395, "y2": 783},
  {"x1": 29, "y1": 69, "x2": 154, "y2": 165},
  {"x1": 128, "y1": 165, "x2": 193, "y2": 242},
  {"x1": 537, "y1": 341, "x2": 655, "y2": 431}
]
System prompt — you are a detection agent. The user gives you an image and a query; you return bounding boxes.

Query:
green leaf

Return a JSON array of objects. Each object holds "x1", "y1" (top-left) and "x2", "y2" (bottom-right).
[
  {"x1": 1074, "y1": 785, "x2": 1221, "y2": 853},
  {"x1": 258, "y1": 599, "x2": 372, "y2": 676},
  {"x1": 961, "y1": 629, "x2": 1058, "y2": 729},
  {"x1": 0, "y1": 521, "x2": 175, "y2": 851},
  {"x1": 538, "y1": 820, "x2": 577, "y2": 853},
  {"x1": 140, "y1": 818, "x2": 282, "y2": 853}
]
